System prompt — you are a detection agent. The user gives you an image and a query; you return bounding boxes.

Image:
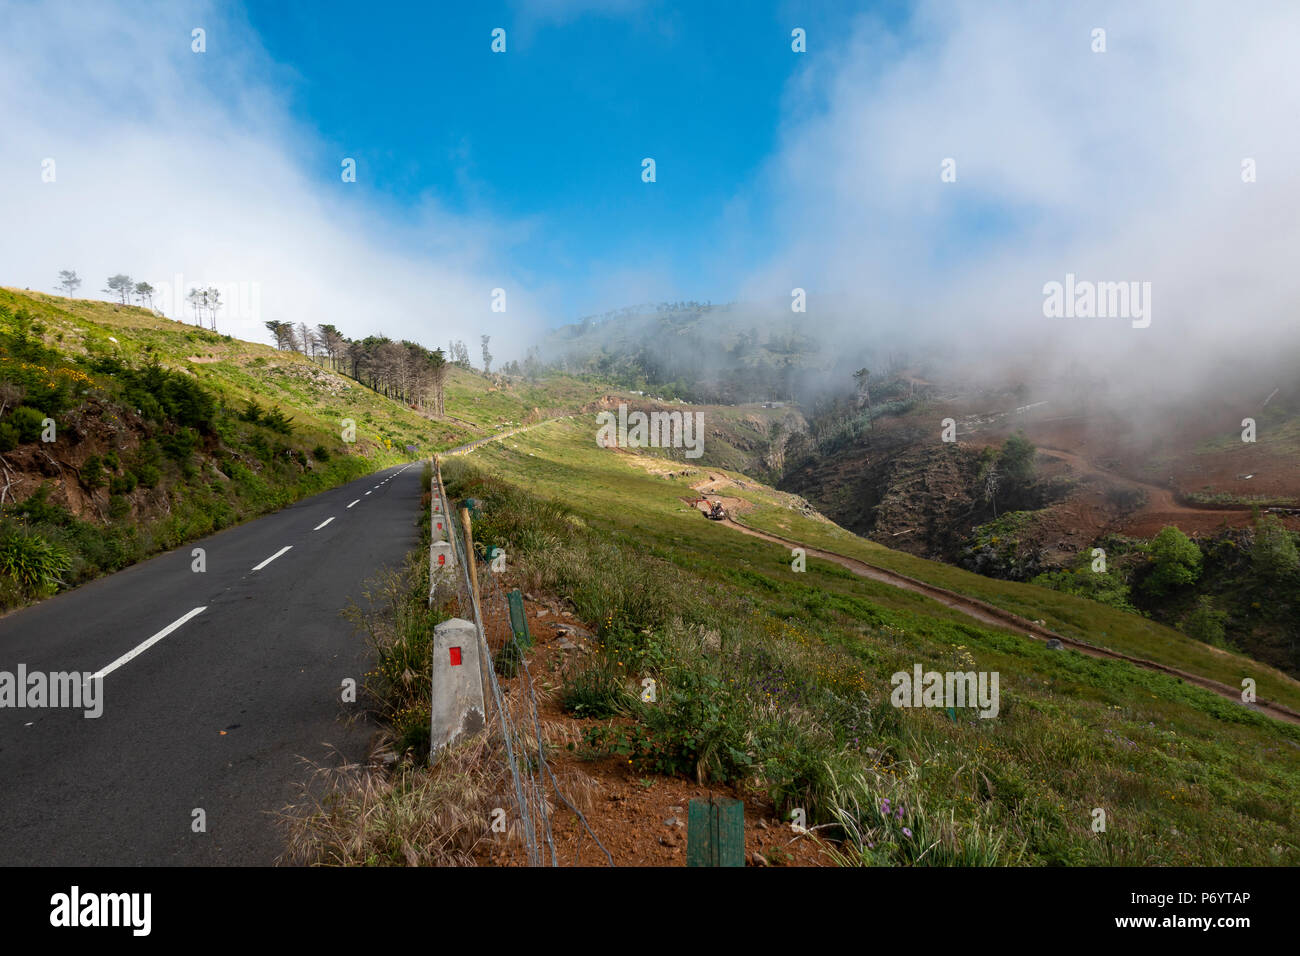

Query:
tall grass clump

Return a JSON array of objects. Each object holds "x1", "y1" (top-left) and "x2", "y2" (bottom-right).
[
  {"x1": 0, "y1": 525, "x2": 72, "y2": 597},
  {"x1": 344, "y1": 546, "x2": 442, "y2": 760},
  {"x1": 818, "y1": 766, "x2": 1022, "y2": 866},
  {"x1": 281, "y1": 731, "x2": 517, "y2": 866}
]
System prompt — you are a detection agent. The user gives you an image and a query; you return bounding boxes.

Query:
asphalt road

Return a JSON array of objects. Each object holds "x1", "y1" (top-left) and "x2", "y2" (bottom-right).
[{"x1": 0, "y1": 461, "x2": 424, "y2": 865}]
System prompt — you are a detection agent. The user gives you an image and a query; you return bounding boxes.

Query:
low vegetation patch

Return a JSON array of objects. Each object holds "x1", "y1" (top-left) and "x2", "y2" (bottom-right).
[
  {"x1": 0, "y1": 297, "x2": 415, "y2": 610},
  {"x1": 442, "y1": 454, "x2": 1300, "y2": 865}
]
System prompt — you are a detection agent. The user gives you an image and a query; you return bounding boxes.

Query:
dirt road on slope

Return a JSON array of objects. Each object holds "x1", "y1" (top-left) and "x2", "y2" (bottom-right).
[
  {"x1": 1037, "y1": 446, "x2": 1251, "y2": 517},
  {"x1": 715, "y1": 515, "x2": 1300, "y2": 726},
  {"x1": 443, "y1": 417, "x2": 574, "y2": 456},
  {"x1": 1033, "y1": 446, "x2": 1300, "y2": 537}
]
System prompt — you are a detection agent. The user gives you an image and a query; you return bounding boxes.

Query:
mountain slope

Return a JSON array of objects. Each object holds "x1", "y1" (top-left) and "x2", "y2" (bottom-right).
[
  {"x1": 0, "y1": 288, "x2": 606, "y2": 611},
  {"x1": 434, "y1": 415, "x2": 1298, "y2": 865}
]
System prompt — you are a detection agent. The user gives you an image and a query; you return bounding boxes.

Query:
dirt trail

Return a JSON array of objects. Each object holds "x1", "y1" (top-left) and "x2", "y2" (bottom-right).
[
  {"x1": 1037, "y1": 446, "x2": 1248, "y2": 517},
  {"x1": 716, "y1": 515, "x2": 1300, "y2": 726},
  {"x1": 452, "y1": 428, "x2": 1300, "y2": 726},
  {"x1": 444, "y1": 417, "x2": 572, "y2": 456}
]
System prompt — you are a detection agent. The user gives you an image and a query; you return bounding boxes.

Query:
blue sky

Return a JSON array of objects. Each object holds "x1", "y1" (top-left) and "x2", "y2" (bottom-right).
[
  {"x1": 4, "y1": 0, "x2": 1298, "y2": 373},
  {"x1": 239, "y1": 0, "x2": 909, "y2": 317}
]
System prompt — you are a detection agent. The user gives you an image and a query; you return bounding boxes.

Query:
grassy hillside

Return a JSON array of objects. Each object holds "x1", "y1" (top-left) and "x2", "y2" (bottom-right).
[
  {"x1": 440, "y1": 416, "x2": 1299, "y2": 865},
  {"x1": 0, "y1": 288, "x2": 605, "y2": 610}
]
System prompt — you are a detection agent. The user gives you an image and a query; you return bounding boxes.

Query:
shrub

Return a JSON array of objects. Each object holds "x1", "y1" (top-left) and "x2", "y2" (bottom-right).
[
  {"x1": 630, "y1": 665, "x2": 755, "y2": 784},
  {"x1": 262, "y1": 407, "x2": 294, "y2": 435},
  {"x1": 1142, "y1": 526, "x2": 1202, "y2": 595},
  {"x1": 1184, "y1": 596, "x2": 1228, "y2": 646},
  {"x1": 246, "y1": 431, "x2": 271, "y2": 461},
  {"x1": 1030, "y1": 557, "x2": 1137, "y2": 613},
  {"x1": 9, "y1": 406, "x2": 46, "y2": 444},
  {"x1": 131, "y1": 391, "x2": 164, "y2": 421},
  {"x1": 121, "y1": 361, "x2": 216, "y2": 430},
  {"x1": 10, "y1": 485, "x2": 72, "y2": 526},
  {"x1": 133, "y1": 464, "x2": 161, "y2": 489},
  {"x1": 312, "y1": 445, "x2": 331, "y2": 461},
  {"x1": 110, "y1": 472, "x2": 137, "y2": 495},
  {"x1": 108, "y1": 495, "x2": 130, "y2": 519},
  {"x1": 161, "y1": 427, "x2": 200, "y2": 463},
  {"x1": 137, "y1": 438, "x2": 163, "y2": 467},
  {"x1": 998, "y1": 431, "x2": 1037, "y2": 487},
  {"x1": 494, "y1": 638, "x2": 523, "y2": 678},
  {"x1": 1105, "y1": 485, "x2": 1147, "y2": 512},
  {"x1": 1251, "y1": 515, "x2": 1300, "y2": 582},
  {"x1": 81, "y1": 455, "x2": 107, "y2": 488}
]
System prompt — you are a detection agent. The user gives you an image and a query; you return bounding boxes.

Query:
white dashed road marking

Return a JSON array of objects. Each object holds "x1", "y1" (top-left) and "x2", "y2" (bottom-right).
[
  {"x1": 88, "y1": 606, "x2": 208, "y2": 682},
  {"x1": 252, "y1": 546, "x2": 292, "y2": 571}
]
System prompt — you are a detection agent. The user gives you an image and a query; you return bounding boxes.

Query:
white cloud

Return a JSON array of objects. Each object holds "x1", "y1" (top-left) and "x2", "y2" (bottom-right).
[
  {"x1": 7, "y1": 0, "x2": 1298, "y2": 393},
  {"x1": 0, "y1": 0, "x2": 541, "y2": 357},
  {"x1": 737, "y1": 0, "x2": 1300, "y2": 392}
]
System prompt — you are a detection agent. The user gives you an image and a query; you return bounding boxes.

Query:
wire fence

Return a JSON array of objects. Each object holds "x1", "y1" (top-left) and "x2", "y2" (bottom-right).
[{"x1": 432, "y1": 455, "x2": 613, "y2": 867}]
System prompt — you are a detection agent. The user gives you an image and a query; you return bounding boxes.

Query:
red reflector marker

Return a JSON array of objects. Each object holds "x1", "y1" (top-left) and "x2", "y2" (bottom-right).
[
  {"x1": 449, "y1": 647, "x2": 462, "y2": 666},
  {"x1": 437, "y1": 554, "x2": 445, "y2": 565}
]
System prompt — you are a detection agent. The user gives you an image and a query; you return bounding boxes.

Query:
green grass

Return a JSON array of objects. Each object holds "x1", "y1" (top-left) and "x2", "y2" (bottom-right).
[
  {"x1": 455, "y1": 417, "x2": 1300, "y2": 713},
  {"x1": 441, "y1": 417, "x2": 1300, "y2": 865},
  {"x1": 0, "y1": 288, "x2": 610, "y2": 611}
]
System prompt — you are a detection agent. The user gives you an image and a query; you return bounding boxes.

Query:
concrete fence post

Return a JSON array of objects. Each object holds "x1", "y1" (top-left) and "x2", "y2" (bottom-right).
[
  {"x1": 430, "y1": 561, "x2": 458, "y2": 605},
  {"x1": 431, "y1": 540, "x2": 455, "y2": 568},
  {"x1": 430, "y1": 617, "x2": 487, "y2": 758}
]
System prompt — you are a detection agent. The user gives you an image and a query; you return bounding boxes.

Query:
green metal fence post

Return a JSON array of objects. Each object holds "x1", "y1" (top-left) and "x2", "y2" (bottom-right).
[
  {"x1": 687, "y1": 796, "x2": 744, "y2": 866},
  {"x1": 507, "y1": 588, "x2": 532, "y2": 648}
]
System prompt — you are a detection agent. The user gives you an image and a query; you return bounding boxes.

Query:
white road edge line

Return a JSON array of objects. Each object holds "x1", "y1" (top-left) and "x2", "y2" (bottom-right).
[
  {"x1": 313, "y1": 517, "x2": 335, "y2": 531},
  {"x1": 87, "y1": 606, "x2": 207, "y2": 682},
  {"x1": 365, "y1": 491, "x2": 372, "y2": 495},
  {"x1": 347, "y1": 499, "x2": 360, "y2": 508},
  {"x1": 252, "y1": 545, "x2": 293, "y2": 571}
]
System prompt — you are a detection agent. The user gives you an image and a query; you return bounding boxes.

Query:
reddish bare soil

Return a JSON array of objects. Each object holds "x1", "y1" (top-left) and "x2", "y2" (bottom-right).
[
  {"x1": 948, "y1": 400, "x2": 1300, "y2": 542},
  {"x1": 467, "y1": 581, "x2": 830, "y2": 867},
  {"x1": 1033, "y1": 446, "x2": 1268, "y2": 538}
]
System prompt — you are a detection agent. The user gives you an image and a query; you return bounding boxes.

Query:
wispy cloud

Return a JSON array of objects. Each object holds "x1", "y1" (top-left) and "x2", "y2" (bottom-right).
[{"x1": 0, "y1": 0, "x2": 542, "y2": 355}]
